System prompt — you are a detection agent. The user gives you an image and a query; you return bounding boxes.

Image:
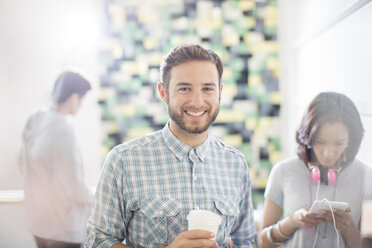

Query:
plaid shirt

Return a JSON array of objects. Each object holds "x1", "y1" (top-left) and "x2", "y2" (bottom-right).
[{"x1": 86, "y1": 123, "x2": 257, "y2": 248}]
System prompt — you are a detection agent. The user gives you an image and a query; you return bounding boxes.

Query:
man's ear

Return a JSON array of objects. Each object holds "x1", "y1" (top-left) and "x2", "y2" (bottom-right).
[
  {"x1": 70, "y1": 93, "x2": 81, "y2": 104},
  {"x1": 158, "y1": 82, "x2": 167, "y2": 103},
  {"x1": 65, "y1": 93, "x2": 79, "y2": 105}
]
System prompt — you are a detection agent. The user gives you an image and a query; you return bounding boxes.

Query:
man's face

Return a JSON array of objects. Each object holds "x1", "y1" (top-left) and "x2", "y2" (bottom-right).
[
  {"x1": 68, "y1": 93, "x2": 84, "y2": 115},
  {"x1": 159, "y1": 60, "x2": 222, "y2": 136}
]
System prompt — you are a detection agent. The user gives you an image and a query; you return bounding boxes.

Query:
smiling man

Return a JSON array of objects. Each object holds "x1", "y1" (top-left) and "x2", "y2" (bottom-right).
[
  {"x1": 86, "y1": 44, "x2": 257, "y2": 248},
  {"x1": 160, "y1": 59, "x2": 221, "y2": 147}
]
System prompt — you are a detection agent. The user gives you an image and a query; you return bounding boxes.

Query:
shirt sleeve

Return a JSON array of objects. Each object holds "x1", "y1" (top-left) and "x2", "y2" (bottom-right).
[
  {"x1": 85, "y1": 149, "x2": 128, "y2": 248},
  {"x1": 231, "y1": 159, "x2": 257, "y2": 248},
  {"x1": 264, "y1": 161, "x2": 284, "y2": 207}
]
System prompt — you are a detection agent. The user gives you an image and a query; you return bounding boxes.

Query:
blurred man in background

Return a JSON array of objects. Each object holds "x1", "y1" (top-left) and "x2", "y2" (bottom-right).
[{"x1": 20, "y1": 70, "x2": 94, "y2": 248}]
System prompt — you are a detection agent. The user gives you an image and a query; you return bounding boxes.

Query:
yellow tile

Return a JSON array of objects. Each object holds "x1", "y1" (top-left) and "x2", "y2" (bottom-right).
[
  {"x1": 216, "y1": 109, "x2": 245, "y2": 123},
  {"x1": 222, "y1": 134, "x2": 243, "y2": 147},
  {"x1": 244, "y1": 16, "x2": 256, "y2": 29},
  {"x1": 269, "y1": 151, "x2": 282, "y2": 165},
  {"x1": 121, "y1": 104, "x2": 137, "y2": 117},
  {"x1": 222, "y1": 84, "x2": 238, "y2": 97},
  {"x1": 239, "y1": 0, "x2": 255, "y2": 11},
  {"x1": 127, "y1": 128, "x2": 155, "y2": 140},
  {"x1": 271, "y1": 92, "x2": 281, "y2": 105},
  {"x1": 248, "y1": 74, "x2": 262, "y2": 86},
  {"x1": 245, "y1": 118, "x2": 257, "y2": 130},
  {"x1": 267, "y1": 57, "x2": 279, "y2": 71},
  {"x1": 143, "y1": 37, "x2": 159, "y2": 50}
]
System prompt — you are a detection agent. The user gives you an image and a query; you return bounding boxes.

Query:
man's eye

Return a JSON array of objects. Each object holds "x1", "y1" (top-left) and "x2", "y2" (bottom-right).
[
  {"x1": 204, "y1": 87, "x2": 214, "y2": 91},
  {"x1": 179, "y1": 88, "x2": 190, "y2": 92}
]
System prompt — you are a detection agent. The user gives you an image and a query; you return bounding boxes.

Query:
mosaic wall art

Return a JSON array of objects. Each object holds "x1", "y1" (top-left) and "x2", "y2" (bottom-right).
[{"x1": 98, "y1": 0, "x2": 280, "y2": 205}]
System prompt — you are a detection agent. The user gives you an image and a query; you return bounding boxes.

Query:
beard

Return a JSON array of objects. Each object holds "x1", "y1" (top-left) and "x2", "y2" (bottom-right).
[{"x1": 168, "y1": 105, "x2": 220, "y2": 134}]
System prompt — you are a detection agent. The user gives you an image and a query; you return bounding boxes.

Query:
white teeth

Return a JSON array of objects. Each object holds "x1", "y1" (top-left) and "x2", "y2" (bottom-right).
[{"x1": 187, "y1": 111, "x2": 204, "y2": 116}]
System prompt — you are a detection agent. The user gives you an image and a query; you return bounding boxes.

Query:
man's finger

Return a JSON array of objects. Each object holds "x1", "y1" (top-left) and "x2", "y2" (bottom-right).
[
  {"x1": 181, "y1": 229, "x2": 215, "y2": 240},
  {"x1": 188, "y1": 238, "x2": 218, "y2": 248}
]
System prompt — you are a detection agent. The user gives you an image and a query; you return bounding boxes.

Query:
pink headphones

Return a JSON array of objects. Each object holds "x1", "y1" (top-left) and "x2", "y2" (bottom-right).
[{"x1": 311, "y1": 165, "x2": 337, "y2": 186}]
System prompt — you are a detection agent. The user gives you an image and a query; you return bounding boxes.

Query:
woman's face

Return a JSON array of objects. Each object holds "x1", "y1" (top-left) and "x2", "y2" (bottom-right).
[{"x1": 312, "y1": 122, "x2": 349, "y2": 168}]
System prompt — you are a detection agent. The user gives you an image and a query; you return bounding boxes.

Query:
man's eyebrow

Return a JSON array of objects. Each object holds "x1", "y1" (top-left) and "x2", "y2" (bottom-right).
[
  {"x1": 175, "y1": 82, "x2": 192, "y2": 86},
  {"x1": 175, "y1": 82, "x2": 218, "y2": 87},
  {"x1": 202, "y1": 82, "x2": 218, "y2": 87}
]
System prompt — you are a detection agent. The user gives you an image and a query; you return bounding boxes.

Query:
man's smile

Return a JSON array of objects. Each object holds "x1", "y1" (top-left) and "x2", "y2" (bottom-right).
[{"x1": 185, "y1": 110, "x2": 207, "y2": 117}]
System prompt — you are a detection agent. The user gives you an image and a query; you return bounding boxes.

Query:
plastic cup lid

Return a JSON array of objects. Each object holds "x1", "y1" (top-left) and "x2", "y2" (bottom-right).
[{"x1": 187, "y1": 210, "x2": 221, "y2": 225}]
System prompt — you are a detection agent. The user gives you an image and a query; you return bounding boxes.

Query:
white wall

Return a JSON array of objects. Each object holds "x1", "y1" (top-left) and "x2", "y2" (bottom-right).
[
  {"x1": 279, "y1": 0, "x2": 372, "y2": 166},
  {"x1": 0, "y1": 1, "x2": 102, "y2": 247},
  {"x1": 0, "y1": 0, "x2": 102, "y2": 188}
]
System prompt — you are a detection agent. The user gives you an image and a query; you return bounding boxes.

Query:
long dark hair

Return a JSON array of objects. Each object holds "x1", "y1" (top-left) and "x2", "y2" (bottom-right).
[{"x1": 296, "y1": 92, "x2": 364, "y2": 166}]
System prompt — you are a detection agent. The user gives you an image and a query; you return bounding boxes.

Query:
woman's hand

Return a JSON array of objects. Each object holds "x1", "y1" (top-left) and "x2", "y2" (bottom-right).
[
  {"x1": 291, "y1": 206, "x2": 324, "y2": 229},
  {"x1": 320, "y1": 207, "x2": 353, "y2": 231},
  {"x1": 320, "y1": 207, "x2": 361, "y2": 248}
]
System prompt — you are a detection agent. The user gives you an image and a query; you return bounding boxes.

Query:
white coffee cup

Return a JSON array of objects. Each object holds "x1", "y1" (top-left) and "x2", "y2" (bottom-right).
[{"x1": 187, "y1": 209, "x2": 222, "y2": 239}]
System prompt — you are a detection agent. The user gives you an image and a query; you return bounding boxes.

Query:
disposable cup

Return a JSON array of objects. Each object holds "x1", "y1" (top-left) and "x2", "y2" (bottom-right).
[{"x1": 187, "y1": 209, "x2": 221, "y2": 239}]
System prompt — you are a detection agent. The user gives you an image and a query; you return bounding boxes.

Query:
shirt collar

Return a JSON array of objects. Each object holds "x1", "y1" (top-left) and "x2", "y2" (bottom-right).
[
  {"x1": 194, "y1": 137, "x2": 209, "y2": 162},
  {"x1": 162, "y1": 122, "x2": 210, "y2": 163}
]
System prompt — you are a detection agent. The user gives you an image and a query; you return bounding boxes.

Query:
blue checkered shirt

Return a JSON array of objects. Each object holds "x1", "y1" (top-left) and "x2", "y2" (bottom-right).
[{"x1": 86, "y1": 124, "x2": 257, "y2": 248}]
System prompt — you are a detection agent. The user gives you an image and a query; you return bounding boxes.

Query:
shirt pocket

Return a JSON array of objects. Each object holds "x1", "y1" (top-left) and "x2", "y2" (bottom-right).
[
  {"x1": 213, "y1": 198, "x2": 239, "y2": 243},
  {"x1": 139, "y1": 198, "x2": 183, "y2": 246}
]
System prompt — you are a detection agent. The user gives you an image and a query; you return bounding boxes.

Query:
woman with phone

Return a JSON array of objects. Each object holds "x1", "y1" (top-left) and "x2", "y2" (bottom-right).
[{"x1": 259, "y1": 92, "x2": 372, "y2": 248}]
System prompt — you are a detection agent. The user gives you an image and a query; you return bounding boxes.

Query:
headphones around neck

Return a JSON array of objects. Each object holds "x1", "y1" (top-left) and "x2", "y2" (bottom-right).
[
  {"x1": 307, "y1": 142, "x2": 348, "y2": 186},
  {"x1": 310, "y1": 165, "x2": 338, "y2": 186}
]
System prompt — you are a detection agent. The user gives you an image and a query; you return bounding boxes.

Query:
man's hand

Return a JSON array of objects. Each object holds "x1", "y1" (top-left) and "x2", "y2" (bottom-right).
[{"x1": 166, "y1": 230, "x2": 218, "y2": 248}]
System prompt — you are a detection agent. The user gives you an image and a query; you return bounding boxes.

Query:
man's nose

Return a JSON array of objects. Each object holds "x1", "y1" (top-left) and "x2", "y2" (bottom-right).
[{"x1": 189, "y1": 91, "x2": 204, "y2": 107}]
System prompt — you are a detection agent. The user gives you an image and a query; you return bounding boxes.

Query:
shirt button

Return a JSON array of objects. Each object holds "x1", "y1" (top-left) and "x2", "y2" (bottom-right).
[
  {"x1": 159, "y1": 210, "x2": 164, "y2": 215},
  {"x1": 194, "y1": 176, "x2": 198, "y2": 180}
]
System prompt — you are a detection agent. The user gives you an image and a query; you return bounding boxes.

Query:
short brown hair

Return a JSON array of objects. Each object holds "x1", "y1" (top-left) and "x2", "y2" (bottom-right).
[
  {"x1": 296, "y1": 92, "x2": 364, "y2": 166},
  {"x1": 52, "y1": 71, "x2": 91, "y2": 104},
  {"x1": 159, "y1": 44, "x2": 223, "y2": 91}
]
